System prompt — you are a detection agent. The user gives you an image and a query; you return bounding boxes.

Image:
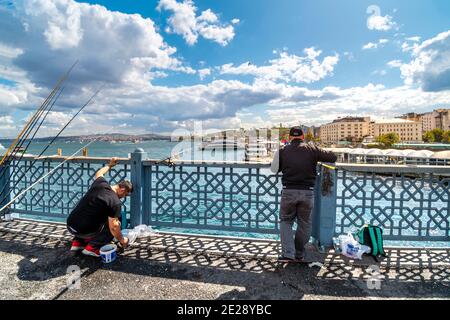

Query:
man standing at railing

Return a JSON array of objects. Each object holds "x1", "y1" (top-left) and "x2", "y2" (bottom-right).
[
  {"x1": 271, "y1": 127, "x2": 337, "y2": 262},
  {"x1": 66, "y1": 157, "x2": 133, "y2": 257}
]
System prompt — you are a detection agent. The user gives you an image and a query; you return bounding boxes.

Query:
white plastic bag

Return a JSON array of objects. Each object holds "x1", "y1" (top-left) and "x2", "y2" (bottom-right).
[
  {"x1": 133, "y1": 224, "x2": 156, "y2": 237},
  {"x1": 122, "y1": 224, "x2": 157, "y2": 244},
  {"x1": 122, "y1": 229, "x2": 138, "y2": 244},
  {"x1": 338, "y1": 232, "x2": 370, "y2": 260}
]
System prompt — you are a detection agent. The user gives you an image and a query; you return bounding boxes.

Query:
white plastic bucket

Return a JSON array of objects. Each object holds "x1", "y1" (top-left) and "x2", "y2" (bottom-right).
[{"x1": 100, "y1": 244, "x2": 117, "y2": 263}]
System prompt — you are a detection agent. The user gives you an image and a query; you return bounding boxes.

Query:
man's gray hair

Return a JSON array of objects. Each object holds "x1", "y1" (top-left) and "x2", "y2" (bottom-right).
[{"x1": 118, "y1": 180, "x2": 133, "y2": 193}]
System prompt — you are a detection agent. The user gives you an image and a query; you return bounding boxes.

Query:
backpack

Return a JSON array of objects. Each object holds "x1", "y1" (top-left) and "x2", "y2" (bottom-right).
[{"x1": 354, "y1": 224, "x2": 387, "y2": 261}]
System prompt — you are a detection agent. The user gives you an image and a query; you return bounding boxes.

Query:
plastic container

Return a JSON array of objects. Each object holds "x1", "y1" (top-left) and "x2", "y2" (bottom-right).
[{"x1": 100, "y1": 244, "x2": 117, "y2": 263}]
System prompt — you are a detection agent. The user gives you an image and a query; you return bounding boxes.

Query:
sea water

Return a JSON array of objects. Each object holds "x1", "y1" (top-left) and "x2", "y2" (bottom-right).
[{"x1": 3, "y1": 140, "x2": 449, "y2": 247}]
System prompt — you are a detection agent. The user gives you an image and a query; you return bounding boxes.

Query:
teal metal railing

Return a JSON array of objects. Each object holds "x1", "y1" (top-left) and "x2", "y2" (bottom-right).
[{"x1": 1, "y1": 149, "x2": 449, "y2": 247}]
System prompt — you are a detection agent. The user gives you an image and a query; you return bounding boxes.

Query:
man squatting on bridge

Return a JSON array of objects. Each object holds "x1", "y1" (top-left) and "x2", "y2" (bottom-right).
[
  {"x1": 66, "y1": 158, "x2": 133, "y2": 257},
  {"x1": 271, "y1": 126, "x2": 337, "y2": 262}
]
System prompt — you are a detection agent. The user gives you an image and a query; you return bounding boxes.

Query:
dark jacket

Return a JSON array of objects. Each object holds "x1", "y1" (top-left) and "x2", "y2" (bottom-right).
[{"x1": 278, "y1": 140, "x2": 337, "y2": 190}]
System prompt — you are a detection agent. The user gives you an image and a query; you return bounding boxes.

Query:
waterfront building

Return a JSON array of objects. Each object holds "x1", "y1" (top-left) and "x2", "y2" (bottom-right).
[
  {"x1": 319, "y1": 117, "x2": 371, "y2": 145},
  {"x1": 400, "y1": 108, "x2": 450, "y2": 132},
  {"x1": 370, "y1": 119, "x2": 423, "y2": 143}
]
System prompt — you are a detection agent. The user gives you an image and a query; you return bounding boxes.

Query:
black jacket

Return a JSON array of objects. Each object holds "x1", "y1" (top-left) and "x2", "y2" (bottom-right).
[{"x1": 278, "y1": 140, "x2": 337, "y2": 189}]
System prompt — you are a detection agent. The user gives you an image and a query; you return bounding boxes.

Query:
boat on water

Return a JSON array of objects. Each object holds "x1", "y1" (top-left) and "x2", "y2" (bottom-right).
[
  {"x1": 245, "y1": 139, "x2": 278, "y2": 162},
  {"x1": 13, "y1": 146, "x2": 26, "y2": 154},
  {"x1": 200, "y1": 139, "x2": 245, "y2": 151}
]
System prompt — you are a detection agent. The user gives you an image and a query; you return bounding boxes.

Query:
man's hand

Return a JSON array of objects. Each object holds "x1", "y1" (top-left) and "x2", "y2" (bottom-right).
[
  {"x1": 120, "y1": 237, "x2": 129, "y2": 249},
  {"x1": 108, "y1": 157, "x2": 118, "y2": 168},
  {"x1": 95, "y1": 157, "x2": 118, "y2": 179}
]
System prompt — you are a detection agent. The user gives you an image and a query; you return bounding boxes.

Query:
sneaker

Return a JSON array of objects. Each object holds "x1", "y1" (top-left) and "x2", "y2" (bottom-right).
[
  {"x1": 82, "y1": 244, "x2": 100, "y2": 258},
  {"x1": 70, "y1": 239, "x2": 86, "y2": 252},
  {"x1": 277, "y1": 256, "x2": 296, "y2": 263}
]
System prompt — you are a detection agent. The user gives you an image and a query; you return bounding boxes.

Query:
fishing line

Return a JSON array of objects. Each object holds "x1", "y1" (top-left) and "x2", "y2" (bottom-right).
[
  {"x1": 0, "y1": 123, "x2": 123, "y2": 216},
  {"x1": 0, "y1": 85, "x2": 102, "y2": 209},
  {"x1": 0, "y1": 87, "x2": 66, "y2": 194},
  {"x1": 0, "y1": 62, "x2": 77, "y2": 167},
  {"x1": 0, "y1": 83, "x2": 65, "y2": 195},
  {"x1": 0, "y1": 138, "x2": 99, "y2": 214}
]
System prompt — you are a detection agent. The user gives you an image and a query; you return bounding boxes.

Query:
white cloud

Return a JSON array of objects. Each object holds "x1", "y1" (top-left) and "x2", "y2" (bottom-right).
[
  {"x1": 157, "y1": 0, "x2": 237, "y2": 46},
  {"x1": 401, "y1": 36, "x2": 421, "y2": 52},
  {"x1": 400, "y1": 30, "x2": 450, "y2": 91},
  {"x1": 367, "y1": 14, "x2": 397, "y2": 31},
  {"x1": 197, "y1": 9, "x2": 218, "y2": 23},
  {"x1": 198, "y1": 68, "x2": 211, "y2": 80},
  {"x1": 387, "y1": 60, "x2": 403, "y2": 68},
  {"x1": 1, "y1": 0, "x2": 448, "y2": 137},
  {"x1": 0, "y1": 115, "x2": 16, "y2": 136},
  {"x1": 0, "y1": 43, "x2": 23, "y2": 58},
  {"x1": 22, "y1": 0, "x2": 84, "y2": 50},
  {"x1": 266, "y1": 84, "x2": 450, "y2": 126},
  {"x1": 362, "y1": 38, "x2": 389, "y2": 50},
  {"x1": 343, "y1": 52, "x2": 355, "y2": 61},
  {"x1": 406, "y1": 36, "x2": 421, "y2": 42},
  {"x1": 362, "y1": 42, "x2": 377, "y2": 50},
  {"x1": 371, "y1": 70, "x2": 387, "y2": 76},
  {"x1": 0, "y1": 84, "x2": 29, "y2": 108},
  {"x1": 220, "y1": 48, "x2": 339, "y2": 84},
  {"x1": 0, "y1": 0, "x2": 196, "y2": 99}
]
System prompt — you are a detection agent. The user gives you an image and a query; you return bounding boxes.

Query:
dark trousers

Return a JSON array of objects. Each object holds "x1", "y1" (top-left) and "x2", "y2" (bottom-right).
[
  {"x1": 279, "y1": 189, "x2": 314, "y2": 259},
  {"x1": 68, "y1": 222, "x2": 114, "y2": 249}
]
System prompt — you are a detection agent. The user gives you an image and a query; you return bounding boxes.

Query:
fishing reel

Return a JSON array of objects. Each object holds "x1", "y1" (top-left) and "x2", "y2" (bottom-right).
[
  {"x1": 166, "y1": 158, "x2": 175, "y2": 168},
  {"x1": 155, "y1": 158, "x2": 175, "y2": 167}
]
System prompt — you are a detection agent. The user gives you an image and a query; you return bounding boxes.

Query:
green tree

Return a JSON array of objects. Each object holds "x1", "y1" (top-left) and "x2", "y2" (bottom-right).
[
  {"x1": 423, "y1": 131, "x2": 435, "y2": 143},
  {"x1": 423, "y1": 128, "x2": 445, "y2": 143},
  {"x1": 431, "y1": 128, "x2": 444, "y2": 142},
  {"x1": 442, "y1": 130, "x2": 450, "y2": 143},
  {"x1": 376, "y1": 132, "x2": 400, "y2": 148},
  {"x1": 305, "y1": 128, "x2": 315, "y2": 142}
]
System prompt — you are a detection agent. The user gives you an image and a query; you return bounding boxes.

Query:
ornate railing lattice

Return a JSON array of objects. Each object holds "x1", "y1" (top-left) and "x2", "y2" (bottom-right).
[
  {"x1": 143, "y1": 163, "x2": 281, "y2": 234},
  {"x1": 1, "y1": 153, "x2": 448, "y2": 244},
  {"x1": 336, "y1": 169, "x2": 449, "y2": 241},
  {"x1": 8, "y1": 157, "x2": 131, "y2": 220}
]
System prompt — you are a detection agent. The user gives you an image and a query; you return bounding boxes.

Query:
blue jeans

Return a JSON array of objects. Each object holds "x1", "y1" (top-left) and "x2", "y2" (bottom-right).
[{"x1": 279, "y1": 189, "x2": 314, "y2": 259}]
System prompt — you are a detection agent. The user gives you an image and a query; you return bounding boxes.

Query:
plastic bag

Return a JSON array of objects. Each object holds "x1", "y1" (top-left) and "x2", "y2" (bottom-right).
[
  {"x1": 122, "y1": 224, "x2": 157, "y2": 244},
  {"x1": 122, "y1": 229, "x2": 138, "y2": 244},
  {"x1": 338, "y1": 232, "x2": 370, "y2": 260},
  {"x1": 133, "y1": 224, "x2": 156, "y2": 237}
]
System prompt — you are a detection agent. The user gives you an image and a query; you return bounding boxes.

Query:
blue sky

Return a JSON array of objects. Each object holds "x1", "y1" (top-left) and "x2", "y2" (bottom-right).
[
  {"x1": 79, "y1": 0, "x2": 450, "y2": 88},
  {"x1": 0, "y1": 0, "x2": 449, "y2": 137}
]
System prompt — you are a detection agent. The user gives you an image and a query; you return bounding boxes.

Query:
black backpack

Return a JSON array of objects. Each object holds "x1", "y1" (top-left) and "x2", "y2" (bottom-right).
[{"x1": 354, "y1": 224, "x2": 387, "y2": 261}]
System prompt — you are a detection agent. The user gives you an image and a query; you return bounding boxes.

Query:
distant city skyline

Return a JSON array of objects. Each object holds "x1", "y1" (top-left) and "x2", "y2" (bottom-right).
[{"x1": 0, "y1": 0, "x2": 449, "y2": 138}]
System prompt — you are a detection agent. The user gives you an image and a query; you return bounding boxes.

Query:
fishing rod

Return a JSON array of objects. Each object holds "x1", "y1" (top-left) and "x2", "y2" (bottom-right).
[
  {"x1": 0, "y1": 124, "x2": 120, "y2": 217},
  {"x1": 154, "y1": 144, "x2": 196, "y2": 167},
  {"x1": 0, "y1": 87, "x2": 66, "y2": 195},
  {"x1": 0, "y1": 62, "x2": 76, "y2": 193},
  {"x1": 0, "y1": 85, "x2": 65, "y2": 180},
  {"x1": 0, "y1": 86, "x2": 103, "y2": 207},
  {"x1": 0, "y1": 62, "x2": 77, "y2": 167},
  {"x1": 0, "y1": 85, "x2": 64, "y2": 192},
  {"x1": 0, "y1": 138, "x2": 100, "y2": 215},
  {"x1": 0, "y1": 82, "x2": 61, "y2": 170}
]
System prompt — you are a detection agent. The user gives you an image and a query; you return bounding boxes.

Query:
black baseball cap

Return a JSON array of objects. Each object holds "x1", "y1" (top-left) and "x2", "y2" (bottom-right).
[{"x1": 289, "y1": 126, "x2": 303, "y2": 137}]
